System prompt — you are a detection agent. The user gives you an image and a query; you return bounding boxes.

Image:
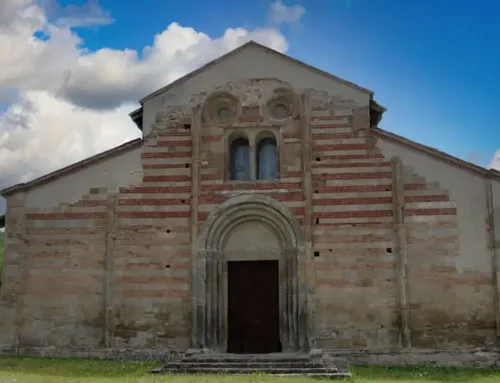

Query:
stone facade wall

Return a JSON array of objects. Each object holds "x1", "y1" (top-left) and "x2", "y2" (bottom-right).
[
  {"x1": 112, "y1": 119, "x2": 192, "y2": 351},
  {"x1": 1, "y1": 188, "x2": 108, "y2": 350},
  {"x1": 0, "y1": 79, "x2": 498, "y2": 364},
  {"x1": 309, "y1": 101, "x2": 495, "y2": 351}
]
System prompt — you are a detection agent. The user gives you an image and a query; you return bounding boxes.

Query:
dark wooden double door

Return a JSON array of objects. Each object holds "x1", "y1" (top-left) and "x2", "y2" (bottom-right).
[{"x1": 227, "y1": 260, "x2": 282, "y2": 354}]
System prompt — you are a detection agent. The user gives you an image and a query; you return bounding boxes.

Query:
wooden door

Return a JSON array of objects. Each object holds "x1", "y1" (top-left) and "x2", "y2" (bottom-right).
[{"x1": 227, "y1": 260, "x2": 281, "y2": 354}]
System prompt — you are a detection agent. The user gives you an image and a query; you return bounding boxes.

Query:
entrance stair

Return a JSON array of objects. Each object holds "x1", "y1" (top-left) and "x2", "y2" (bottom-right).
[{"x1": 151, "y1": 352, "x2": 351, "y2": 379}]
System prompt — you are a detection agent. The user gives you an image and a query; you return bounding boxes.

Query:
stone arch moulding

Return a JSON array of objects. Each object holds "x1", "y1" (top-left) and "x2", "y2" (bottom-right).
[{"x1": 190, "y1": 193, "x2": 312, "y2": 353}]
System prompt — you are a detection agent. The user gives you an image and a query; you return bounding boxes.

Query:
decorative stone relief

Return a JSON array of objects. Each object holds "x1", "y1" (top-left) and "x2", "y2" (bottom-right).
[
  {"x1": 202, "y1": 91, "x2": 241, "y2": 127},
  {"x1": 264, "y1": 87, "x2": 299, "y2": 125}
]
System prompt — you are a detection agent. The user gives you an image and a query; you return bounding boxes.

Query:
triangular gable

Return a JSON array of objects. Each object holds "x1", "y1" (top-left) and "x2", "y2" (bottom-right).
[{"x1": 139, "y1": 40, "x2": 374, "y2": 105}]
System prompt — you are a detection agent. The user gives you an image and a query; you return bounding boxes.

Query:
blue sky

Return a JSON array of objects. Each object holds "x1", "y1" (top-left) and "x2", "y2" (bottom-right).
[
  {"x1": 58, "y1": 0, "x2": 500, "y2": 166},
  {"x1": 0, "y1": 0, "x2": 499, "y2": 218}
]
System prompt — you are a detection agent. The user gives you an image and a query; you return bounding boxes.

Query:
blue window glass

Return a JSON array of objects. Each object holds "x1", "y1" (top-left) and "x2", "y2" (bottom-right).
[
  {"x1": 257, "y1": 137, "x2": 278, "y2": 180},
  {"x1": 230, "y1": 138, "x2": 250, "y2": 180}
]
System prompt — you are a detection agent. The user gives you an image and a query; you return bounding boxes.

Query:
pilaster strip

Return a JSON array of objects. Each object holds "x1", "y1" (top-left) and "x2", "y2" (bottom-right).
[{"x1": 391, "y1": 157, "x2": 411, "y2": 348}]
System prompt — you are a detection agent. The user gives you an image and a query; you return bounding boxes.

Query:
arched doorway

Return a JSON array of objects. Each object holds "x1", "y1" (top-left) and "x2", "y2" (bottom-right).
[{"x1": 191, "y1": 194, "x2": 310, "y2": 353}]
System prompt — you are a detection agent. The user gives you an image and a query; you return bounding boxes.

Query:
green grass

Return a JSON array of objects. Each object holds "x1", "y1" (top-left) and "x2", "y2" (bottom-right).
[{"x1": 1, "y1": 356, "x2": 500, "y2": 382}]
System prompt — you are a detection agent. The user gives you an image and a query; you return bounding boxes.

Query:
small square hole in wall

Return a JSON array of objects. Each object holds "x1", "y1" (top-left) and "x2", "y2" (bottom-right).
[
  {"x1": 314, "y1": 251, "x2": 320, "y2": 258},
  {"x1": 167, "y1": 229, "x2": 171, "y2": 234},
  {"x1": 386, "y1": 248, "x2": 392, "y2": 254},
  {"x1": 184, "y1": 124, "x2": 191, "y2": 130},
  {"x1": 316, "y1": 157, "x2": 321, "y2": 162},
  {"x1": 165, "y1": 265, "x2": 171, "y2": 269},
  {"x1": 185, "y1": 163, "x2": 190, "y2": 168},
  {"x1": 315, "y1": 218, "x2": 319, "y2": 224}
]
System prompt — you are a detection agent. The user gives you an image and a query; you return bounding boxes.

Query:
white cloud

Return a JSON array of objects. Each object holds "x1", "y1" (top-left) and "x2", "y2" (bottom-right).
[
  {"x1": 488, "y1": 150, "x2": 500, "y2": 170},
  {"x1": 269, "y1": 0, "x2": 305, "y2": 25},
  {"x1": 0, "y1": 0, "x2": 303, "y2": 214},
  {"x1": 0, "y1": 91, "x2": 140, "y2": 184},
  {"x1": 57, "y1": 23, "x2": 288, "y2": 109}
]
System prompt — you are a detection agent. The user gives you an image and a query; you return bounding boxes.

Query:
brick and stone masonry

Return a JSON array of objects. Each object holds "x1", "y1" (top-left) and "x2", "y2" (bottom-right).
[{"x1": 0, "y1": 72, "x2": 499, "y2": 367}]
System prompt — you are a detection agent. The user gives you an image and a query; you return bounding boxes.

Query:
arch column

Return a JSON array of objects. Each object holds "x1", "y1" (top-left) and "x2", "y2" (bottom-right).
[{"x1": 189, "y1": 194, "x2": 311, "y2": 353}]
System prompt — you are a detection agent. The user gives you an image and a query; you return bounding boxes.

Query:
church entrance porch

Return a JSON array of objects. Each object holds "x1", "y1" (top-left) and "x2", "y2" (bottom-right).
[
  {"x1": 190, "y1": 194, "x2": 313, "y2": 354},
  {"x1": 227, "y1": 260, "x2": 281, "y2": 354}
]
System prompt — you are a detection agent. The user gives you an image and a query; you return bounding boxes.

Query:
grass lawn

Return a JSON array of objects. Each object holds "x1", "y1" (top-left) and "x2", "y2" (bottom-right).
[{"x1": 0, "y1": 356, "x2": 500, "y2": 383}]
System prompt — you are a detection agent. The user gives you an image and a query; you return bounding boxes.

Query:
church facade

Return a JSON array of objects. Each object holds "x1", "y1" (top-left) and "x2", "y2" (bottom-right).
[{"x1": 1, "y1": 41, "x2": 500, "y2": 365}]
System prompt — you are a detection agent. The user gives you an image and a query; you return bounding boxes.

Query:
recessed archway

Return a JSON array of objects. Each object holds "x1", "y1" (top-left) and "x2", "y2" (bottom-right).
[{"x1": 190, "y1": 194, "x2": 310, "y2": 353}]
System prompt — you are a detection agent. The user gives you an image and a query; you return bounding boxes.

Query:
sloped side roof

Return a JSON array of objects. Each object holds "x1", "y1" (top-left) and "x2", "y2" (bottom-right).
[
  {"x1": 0, "y1": 138, "x2": 142, "y2": 197},
  {"x1": 373, "y1": 127, "x2": 500, "y2": 179}
]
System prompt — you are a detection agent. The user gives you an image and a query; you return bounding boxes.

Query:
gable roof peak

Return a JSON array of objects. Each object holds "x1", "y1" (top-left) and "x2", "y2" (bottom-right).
[{"x1": 138, "y1": 40, "x2": 374, "y2": 105}]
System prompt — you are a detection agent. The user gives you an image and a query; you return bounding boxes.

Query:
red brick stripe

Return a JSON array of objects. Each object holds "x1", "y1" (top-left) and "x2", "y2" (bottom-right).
[
  {"x1": 313, "y1": 211, "x2": 393, "y2": 219},
  {"x1": 201, "y1": 183, "x2": 301, "y2": 191},
  {"x1": 156, "y1": 131, "x2": 191, "y2": 137},
  {"x1": 118, "y1": 290, "x2": 187, "y2": 298},
  {"x1": 143, "y1": 164, "x2": 190, "y2": 169},
  {"x1": 315, "y1": 222, "x2": 393, "y2": 229},
  {"x1": 117, "y1": 211, "x2": 190, "y2": 218},
  {"x1": 141, "y1": 152, "x2": 191, "y2": 159},
  {"x1": 198, "y1": 193, "x2": 304, "y2": 204},
  {"x1": 404, "y1": 184, "x2": 427, "y2": 190},
  {"x1": 405, "y1": 208, "x2": 456, "y2": 216},
  {"x1": 312, "y1": 162, "x2": 390, "y2": 169},
  {"x1": 314, "y1": 197, "x2": 392, "y2": 205},
  {"x1": 282, "y1": 132, "x2": 300, "y2": 139},
  {"x1": 314, "y1": 185, "x2": 392, "y2": 193},
  {"x1": 311, "y1": 116, "x2": 346, "y2": 121},
  {"x1": 313, "y1": 235, "x2": 393, "y2": 243},
  {"x1": 312, "y1": 133, "x2": 354, "y2": 139},
  {"x1": 143, "y1": 175, "x2": 190, "y2": 182},
  {"x1": 118, "y1": 199, "x2": 189, "y2": 205},
  {"x1": 150, "y1": 140, "x2": 192, "y2": 147},
  {"x1": 313, "y1": 144, "x2": 371, "y2": 151},
  {"x1": 201, "y1": 174, "x2": 223, "y2": 181},
  {"x1": 405, "y1": 195, "x2": 449, "y2": 202},
  {"x1": 320, "y1": 154, "x2": 384, "y2": 160},
  {"x1": 117, "y1": 276, "x2": 188, "y2": 284},
  {"x1": 311, "y1": 124, "x2": 351, "y2": 129},
  {"x1": 120, "y1": 186, "x2": 191, "y2": 193},
  {"x1": 312, "y1": 172, "x2": 392, "y2": 180}
]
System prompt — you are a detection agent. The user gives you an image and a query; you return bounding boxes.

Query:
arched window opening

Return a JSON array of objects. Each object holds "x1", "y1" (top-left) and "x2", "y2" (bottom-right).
[
  {"x1": 230, "y1": 138, "x2": 251, "y2": 181},
  {"x1": 257, "y1": 137, "x2": 278, "y2": 180}
]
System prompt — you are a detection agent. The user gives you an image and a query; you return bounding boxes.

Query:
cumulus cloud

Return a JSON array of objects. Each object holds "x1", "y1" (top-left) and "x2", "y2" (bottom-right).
[
  {"x1": 57, "y1": 23, "x2": 288, "y2": 110},
  {"x1": 0, "y1": 91, "x2": 140, "y2": 185},
  {"x1": 488, "y1": 150, "x2": 500, "y2": 170},
  {"x1": 0, "y1": 0, "x2": 303, "y2": 214},
  {"x1": 269, "y1": 0, "x2": 305, "y2": 25}
]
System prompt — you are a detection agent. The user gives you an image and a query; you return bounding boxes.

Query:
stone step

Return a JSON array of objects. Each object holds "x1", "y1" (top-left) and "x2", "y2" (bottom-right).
[
  {"x1": 163, "y1": 362, "x2": 327, "y2": 369},
  {"x1": 152, "y1": 353, "x2": 351, "y2": 379},
  {"x1": 156, "y1": 367, "x2": 342, "y2": 374},
  {"x1": 277, "y1": 373, "x2": 351, "y2": 380},
  {"x1": 183, "y1": 357, "x2": 312, "y2": 363},
  {"x1": 152, "y1": 367, "x2": 350, "y2": 380}
]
